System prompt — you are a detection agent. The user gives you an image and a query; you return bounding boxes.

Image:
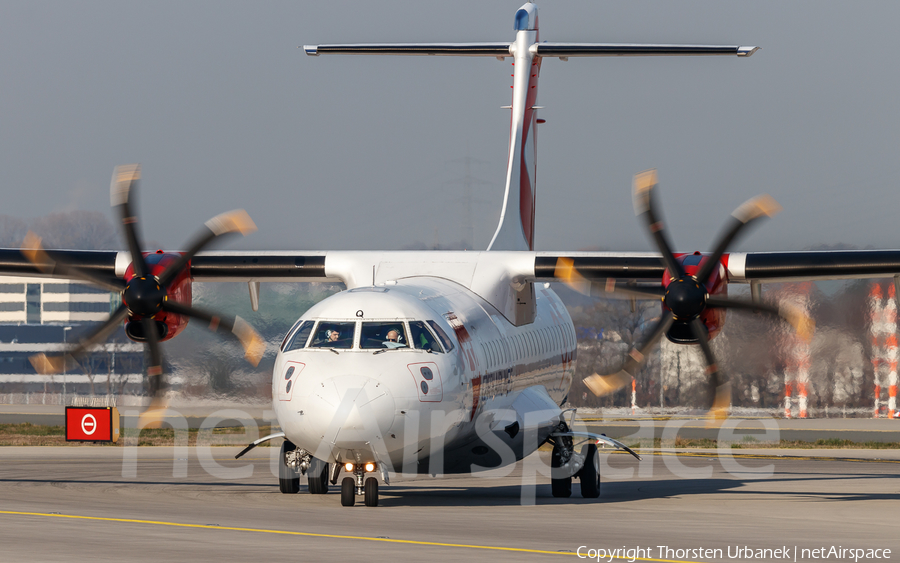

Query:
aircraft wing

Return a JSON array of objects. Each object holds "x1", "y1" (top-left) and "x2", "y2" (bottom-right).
[
  {"x1": 0, "y1": 249, "x2": 335, "y2": 284},
  {"x1": 533, "y1": 250, "x2": 900, "y2": 284},
  {"x1": 4, "y1": 248, "x2": 900, "y2": 286}
]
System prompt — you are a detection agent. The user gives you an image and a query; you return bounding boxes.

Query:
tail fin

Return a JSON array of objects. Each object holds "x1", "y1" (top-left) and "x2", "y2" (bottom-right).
[
  {"x1": 304, "y1": 2, "x2": 756, "y2": 253},
  {"x1": 486, "y1": 3, "x2": 540, "y2": 252}
]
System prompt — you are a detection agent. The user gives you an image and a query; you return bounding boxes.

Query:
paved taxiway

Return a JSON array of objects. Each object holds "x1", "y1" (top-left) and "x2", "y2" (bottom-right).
[{"x1": 1, "y1": 446, "x2": 897, "y2": 562}]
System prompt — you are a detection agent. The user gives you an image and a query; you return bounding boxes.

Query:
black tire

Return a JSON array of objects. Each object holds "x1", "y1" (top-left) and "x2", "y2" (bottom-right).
[
  {"x1": 307, "y1": 457, "x2": 329, "y2": 494},
  {"x1": 340, "y1": 477, "x2": 356, "y2": 507},
  {"x1": 364, "y1": 477, "x2": 379, "y2": 507},
  {"x1": 580, "y1": 443, "x2": 601, "y2": 499},
  {"x1": 278, "y1": 441, "x2": 300, "y2": 494},
  {"x1": 550, "y1": 443, "x2": 572, "y2": 498}
]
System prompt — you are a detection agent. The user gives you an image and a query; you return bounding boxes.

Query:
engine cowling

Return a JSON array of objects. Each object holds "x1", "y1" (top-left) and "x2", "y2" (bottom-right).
[
  {"x1": 662, "y1": 252, "x2": 727, "y2": 343},
  {"x1": 123, "y1": 251, "x2": 192, "y2": 342}
]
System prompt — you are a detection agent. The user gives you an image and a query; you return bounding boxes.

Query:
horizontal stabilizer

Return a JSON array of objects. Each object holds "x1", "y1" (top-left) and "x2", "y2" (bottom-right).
[
  {"x1": 532, "y1": 43, "x2": 758, "y2": 58},
  {"x1": 304, "y1": 43, "x2": 512, "y2": 57}
]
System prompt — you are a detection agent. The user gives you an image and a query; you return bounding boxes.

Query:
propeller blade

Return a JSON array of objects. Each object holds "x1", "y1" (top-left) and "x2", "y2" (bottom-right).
[
  {"x1": 706, "y1": 296, "x2": 814, "y2": 342},
  {"x1": 29, "y1": 305, "x2": 130, "y2": 374},
  {"x1": 138, "y1": 395, "x2": 169, "y2": 430},
  {"x1": 21, "y1": 232, "x2": 125, "y2": 293},
  {"x1": 110, "y1": 164, "x2": 149, "y2": 278},
  {"x1": 633, "y1": 169, "x2": 684, "y2": 280},
  {"x1": 554, "y1": 258, "x2": 665, "y2": 300},
  {"x1": 161, "y1": 301, "x2": 265, "y2": 366},
  {"x1": 694, "y1": 194, "x2": 782, "y2": 284},
  {"x1": 689, "y1": 318, "x2": 730, "y2": 419},
  {"x1": 584, "y1": 310, "x2": 673, "y2": 396},
  {"x1": 138, "y1": 316, "x2": 168, "y2": 429},
  {"x1": 157, "y1": 209, "x2": 257, "y2": 288}
]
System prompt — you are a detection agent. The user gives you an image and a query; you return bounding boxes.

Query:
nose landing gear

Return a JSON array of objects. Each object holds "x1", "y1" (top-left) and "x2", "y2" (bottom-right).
[{"x1": 340, "y1": 462, "x2": 379, "y2": 507}]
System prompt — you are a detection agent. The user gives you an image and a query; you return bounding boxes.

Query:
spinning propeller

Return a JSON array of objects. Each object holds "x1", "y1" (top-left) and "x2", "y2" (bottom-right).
[
  {"x1": 560, "y1": 170, "x2": 813, "y2": 416},
  {"x1": 24, "y1": 165, "x2": 266, "y2": 425}
]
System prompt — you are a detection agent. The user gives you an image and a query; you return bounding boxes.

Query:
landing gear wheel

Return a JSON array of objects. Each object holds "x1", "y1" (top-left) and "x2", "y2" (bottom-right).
[
  {"x1": 341, "y1": 477, "x2": 356, "y2": 506},
  {"x1": 580, "y1": 443, "x2": 601, "y2": 499},
  {"x1": 278, "y1": 441, "x2": 300, "y2": 494},
  {"x1": 364, "y1": 477, "x2": 379, "y2": 507},
  {"x1": 307, "y1": 457, "x2": 329, "y2": 494},
  {"x1": 550, "y1": 443, "x2": 572, "y2": 498}
]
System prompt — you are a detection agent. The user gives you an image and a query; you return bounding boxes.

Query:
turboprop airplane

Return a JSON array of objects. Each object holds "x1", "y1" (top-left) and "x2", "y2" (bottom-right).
[{"x1": 5, "y1": 3, "x2": 900, "y2": 508}]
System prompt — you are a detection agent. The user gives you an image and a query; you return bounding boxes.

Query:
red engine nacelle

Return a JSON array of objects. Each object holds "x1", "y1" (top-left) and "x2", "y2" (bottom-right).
[
  {"x1": 662, "y1": 251, "x2": 728, "y2": 342},
  {"x1": 122, "y1": 251, "x2": 192, "y2": 342}
]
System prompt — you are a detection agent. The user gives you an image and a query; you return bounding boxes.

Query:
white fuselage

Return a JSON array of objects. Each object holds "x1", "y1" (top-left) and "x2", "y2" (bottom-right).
[{"x1": 272, "y1": 277, "x2": 575, "y2": 475}]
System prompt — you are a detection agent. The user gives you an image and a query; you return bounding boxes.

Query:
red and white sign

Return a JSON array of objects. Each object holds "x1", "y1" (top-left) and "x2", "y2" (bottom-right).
[{"x1": 66, "y1": 407, "x2": 119, "y2": 442}]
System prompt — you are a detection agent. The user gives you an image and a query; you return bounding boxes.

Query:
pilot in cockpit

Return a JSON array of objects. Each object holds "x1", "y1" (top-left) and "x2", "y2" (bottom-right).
[{"x1": 383, "y1": 329, "x2": 406, "y2": 349}]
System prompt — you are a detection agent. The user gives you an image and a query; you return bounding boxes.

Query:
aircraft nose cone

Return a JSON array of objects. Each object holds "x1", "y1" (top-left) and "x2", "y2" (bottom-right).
[{"x1": 305, "y1": 375, "x2": 395, "y2": 448}]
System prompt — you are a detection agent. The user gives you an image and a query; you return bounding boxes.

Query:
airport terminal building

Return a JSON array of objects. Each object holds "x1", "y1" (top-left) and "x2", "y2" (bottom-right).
[{"x1": 0, "y1": 276, "x2": 144, "y2": 402}]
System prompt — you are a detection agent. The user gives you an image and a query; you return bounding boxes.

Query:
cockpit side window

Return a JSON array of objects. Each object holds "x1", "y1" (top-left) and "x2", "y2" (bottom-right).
[
  {"x1": 284, "y1": 320, "x2": 314, "y2": 352},
  {"x1": 280, "y1": 319, "x2": 305, "y2": 351},
  {"x1": 426, "y1": 320, "x2": 454, "y2": 351},
  {"x1": 360, "y1": 321, "x2": 409, "y2": 350},
  {"x1": 310, "y1": 321, "x2": 356, "y2": 349},
  {"x1": 409, "y1": 321, "x2": 442, "y2": 353}
]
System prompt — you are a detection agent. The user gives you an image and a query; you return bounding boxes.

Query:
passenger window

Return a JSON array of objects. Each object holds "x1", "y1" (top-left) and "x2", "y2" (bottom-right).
[
  {"x1": 360, "y1": 321, "x2": 409, "y2": 350},
  {"x1": 284, "y1": 321, "x2": 314, "y2": 352},
  {"x1": 310, "y1": 321, "x2": 356, "y2": 349},
  {"x1": 426, "y1": 320, "x2": 454, "y2": 352},
  {"x1": 409, "y1": 321, "x2": 442, "y2": 352}
]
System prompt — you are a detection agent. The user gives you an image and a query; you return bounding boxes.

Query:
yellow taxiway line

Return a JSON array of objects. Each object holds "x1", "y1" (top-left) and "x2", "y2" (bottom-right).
[{"x1": 0, "y1": 509, "x2": 705, "y2": 562}]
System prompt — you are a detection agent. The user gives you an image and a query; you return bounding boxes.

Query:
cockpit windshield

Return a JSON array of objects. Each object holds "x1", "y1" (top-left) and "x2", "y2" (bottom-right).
[
  {"x1": 309, "y1": 321, "x2": 356, "y2": 349},
  {"x1": 360, "y1": 321, "x2": 408, "y2": 350}
]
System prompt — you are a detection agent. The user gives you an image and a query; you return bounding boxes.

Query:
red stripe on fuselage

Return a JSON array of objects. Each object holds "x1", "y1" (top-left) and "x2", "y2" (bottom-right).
[{"x1": 518, "y1": 54, "x2": 541, "y2": 250}]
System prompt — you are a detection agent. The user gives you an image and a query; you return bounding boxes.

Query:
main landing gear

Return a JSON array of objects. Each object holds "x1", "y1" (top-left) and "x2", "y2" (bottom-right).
[
  {"x1": 340, "y1": 462, "x2": 379, "y2": 507},
  {"x1": 548, "y1": 422, "x2": 602, "y2": 499},
  {"x1": 278, "y1": 440, "x2": 329, "y2": 495},
  {"x1": 278, "y1": 441, "x2": 301, "y2": 494}
]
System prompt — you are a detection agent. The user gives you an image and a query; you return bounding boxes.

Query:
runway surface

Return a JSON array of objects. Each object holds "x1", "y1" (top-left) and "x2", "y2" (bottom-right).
[{"x1": 1, "y1": 446, "x2": 898, "y2": 562}]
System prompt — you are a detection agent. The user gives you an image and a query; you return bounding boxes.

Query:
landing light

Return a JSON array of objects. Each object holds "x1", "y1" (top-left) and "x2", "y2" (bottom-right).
[
  {"x1": 365, "y1": 462, "x2": 376, "y2": 472},
  {"x1": 344, "y1": 462, "x2": 354, "y2": 472}
]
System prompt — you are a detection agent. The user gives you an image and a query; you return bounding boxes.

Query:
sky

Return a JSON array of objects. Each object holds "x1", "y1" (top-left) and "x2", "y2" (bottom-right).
[{"x1": 1, "y1": 1, "x2": 899, "y2": 255}]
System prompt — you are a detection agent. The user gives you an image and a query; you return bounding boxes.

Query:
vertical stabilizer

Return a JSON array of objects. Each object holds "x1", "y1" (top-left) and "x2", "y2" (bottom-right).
[
  {"x1": 487, "y1": 3, "x2": 540, "y2": 252},
  {"x1": 304, "y1": 2, "x2": 757, "y2": 254}
]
